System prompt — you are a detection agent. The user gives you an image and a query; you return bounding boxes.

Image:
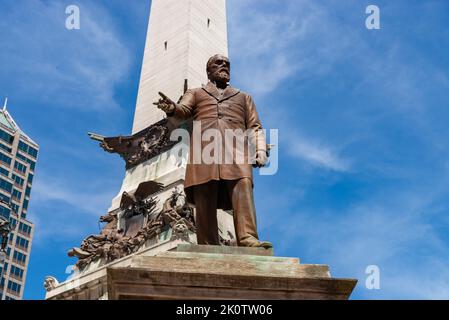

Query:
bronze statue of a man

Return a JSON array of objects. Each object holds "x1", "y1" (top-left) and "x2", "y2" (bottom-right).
[{"x1": 154, "y1": 54, "x2": 272, "y2": 249}]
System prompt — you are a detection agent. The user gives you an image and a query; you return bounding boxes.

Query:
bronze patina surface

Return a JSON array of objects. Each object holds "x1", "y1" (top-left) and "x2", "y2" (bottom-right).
[
  {"x1": 154, "y1": 55, "x2": 272, "y2": 249},
  {"x1": 88, "y1": 118, "x2": 179, "y2": 170}
]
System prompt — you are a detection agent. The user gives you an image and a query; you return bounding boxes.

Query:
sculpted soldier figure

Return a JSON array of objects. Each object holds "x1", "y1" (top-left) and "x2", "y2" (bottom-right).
[{"x1": 154, "y1": 54, "x2": 272, "y2": 249}]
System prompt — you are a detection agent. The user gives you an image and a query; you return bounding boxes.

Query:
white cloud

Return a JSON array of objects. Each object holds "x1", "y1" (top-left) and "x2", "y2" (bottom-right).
[
  {"x1": 227, "y1": 0, "x2": 356, "y2": 173},
  {"x1": 26, "y1": 171, "x2": 120, "y2": 245},
  {"x1": 30, "y1": 175, "x2": 116, "y2": 217},
  {"x1": 228, "y1": 0, "x2": 449, "y2": 177},
  {"x1": 289, "y1": 136, "x2": 350, "y2": 172},
  {"x1": 228, "y1": 0, "x2": 352, "y2": 96},
  {"x1": 0, "y1": 0, "x2": 131, "y2": 111}
]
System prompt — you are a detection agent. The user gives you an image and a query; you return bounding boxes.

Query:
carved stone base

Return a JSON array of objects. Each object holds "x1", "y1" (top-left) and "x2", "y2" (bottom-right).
[
  {"x1": 107, "y1": 245, "x2": 357, "y2": 300},
  {"x1": 46, "y1": 242, "x2": 357, "y2": 300}
]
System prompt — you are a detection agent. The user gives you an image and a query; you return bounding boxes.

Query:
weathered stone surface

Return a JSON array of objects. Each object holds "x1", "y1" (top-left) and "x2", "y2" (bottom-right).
[
  {"x1": 106, "y1": 245, "x2": 357, "y2": 300},
  {"x1": 158, "y1": 251, "x2": 300, "y2": 264},
  {"x1": 108, "y1": 271, "x2": 356, "y2": 300},
  {"x1": 132, "y1": 254, "x2": 327, "y2": 279},
  {"x1": 47, "y1": 242, "x2": 357, "y2": 300},
  {"x1": 177, "y1": 244, "x2": 274, "y2": 256}
]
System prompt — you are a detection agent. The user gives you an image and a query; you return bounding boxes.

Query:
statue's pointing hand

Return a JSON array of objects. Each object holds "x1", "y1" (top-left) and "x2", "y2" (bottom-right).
[
  {"x1": 254, "y1": 150, "x2": 268, "y2": 168},
  {"x1": 153, "y1": 92, "x2": 176, "y2": 114}
]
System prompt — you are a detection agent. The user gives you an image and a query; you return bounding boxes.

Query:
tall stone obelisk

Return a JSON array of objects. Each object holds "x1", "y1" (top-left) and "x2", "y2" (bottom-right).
[{"x1": 132, "y1": 0, "x2": 228, "y2": 133}]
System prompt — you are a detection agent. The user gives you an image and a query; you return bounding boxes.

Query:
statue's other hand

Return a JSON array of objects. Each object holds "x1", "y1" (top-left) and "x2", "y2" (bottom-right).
[
  {"x1": 254, "y1": 150, "x2": 268, "y2": 168},
  {"x1": 153, "y1": 92, "x2": 175, "y2": 114}
]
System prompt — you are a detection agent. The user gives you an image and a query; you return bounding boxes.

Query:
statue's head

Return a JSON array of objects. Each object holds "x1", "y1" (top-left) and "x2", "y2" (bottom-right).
[{"x1": 207, "y1": 54, "x2": 230, "y2": 85}]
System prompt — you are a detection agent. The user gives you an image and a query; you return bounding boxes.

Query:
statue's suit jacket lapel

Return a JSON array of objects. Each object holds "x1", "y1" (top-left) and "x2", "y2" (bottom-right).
[{"x1": 202, "y1": 82, "x2": 240, "y2": 102}]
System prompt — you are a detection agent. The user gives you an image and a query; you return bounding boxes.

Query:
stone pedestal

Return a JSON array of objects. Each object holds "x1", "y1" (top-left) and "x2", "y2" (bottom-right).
[{"x1": 107, "y1": 245, "x2": 357, "y2": 300}]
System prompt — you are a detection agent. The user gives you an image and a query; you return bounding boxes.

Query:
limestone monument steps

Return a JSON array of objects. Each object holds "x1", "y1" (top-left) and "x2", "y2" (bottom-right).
[
  {"x1": 176, "y1": 243, "x2": 274, "y2": 256},
  {"x1": 47, "y1": 240, "x2": 357, "y2": 300},
  {"x1": 158, "y1": 251, "x2": 301, "y2": 264},
  {"x1": 130, "y1": 255, "x2": 330, "y2": 279},
  {"x1": 106, "y1": 245, "x2": 357, "y2": 300}
]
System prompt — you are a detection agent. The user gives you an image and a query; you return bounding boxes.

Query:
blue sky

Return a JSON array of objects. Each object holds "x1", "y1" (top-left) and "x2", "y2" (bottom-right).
[{"x1": 1, "y1": 0, "x2": 449, "y2": 300}]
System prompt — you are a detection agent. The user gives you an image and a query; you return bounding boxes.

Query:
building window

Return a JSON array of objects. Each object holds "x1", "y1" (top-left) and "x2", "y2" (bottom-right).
[
  {"x1": 12, "y1": 189, "x2": 22, "y2": 202},
  {"x1": 0, "y1": 178, "x2": 12, "y2": 193},
  {"x1": 0, "y1": 143, "x2": 12, "y2": 153},
  {"x1": 0, "y1": 167, "x2": 9, "y2": 177},
  {"x1": 11, "y1": 174, "x2": 24, "y2": 188},
  {"x1": 18, "y1": 222, "x2": 31, "y2": 236},
  {"x1": 0, "y1": 153, "x2": 12, "y2": 166},
  {"x1": 15, "y1": 154, "x2": 35, "y2": 171},
  {"x1": 15, "y1": 236, "x2": 29, "y2": 250},
  {"x1": 29, "y1": 147, "x2": 38, "y2": 158},
  {"x1": 10, "y1": 265, "x2": 24, "y2": 280},
  {"x1": 0, "y1": 204, "x2": 10, "y2": 219},
  {"x1": 12, "y1": 250, "x2": 26, "y2": 265},
  {"x1": 9, "y1": 217, "x2": 17, "y2": 229},
  {"x1": 27, "y1": 173, "x2": 34, "y2": 184},
  {"x1": 0, "y1": 193, "x2": 10, "y2": 203},
  {"x1": 10, "y1": 203, "x2": 19, "y2": 214},
  {"x1": 13, "y1": 161, "x2": 27, "y2": 174},
  {"x1": 25, "y1": 186, "x2": 31, "y2": 197},
  {"x1": 7, "y1": 280, "x2": 21, "y2": 295},
  {"x1": 18, "y1": 141, "x2": 27, "y2": 153},
  {"x1": 18, "y1": 141, "x2": 38, "y2": 159},
  {"x1": 0, "y1": 130, "x2": 14, "y2": 145}
]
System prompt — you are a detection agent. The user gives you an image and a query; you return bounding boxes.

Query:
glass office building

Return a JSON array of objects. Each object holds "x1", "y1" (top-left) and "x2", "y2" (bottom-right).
[{"x1": 0, "y1": 107, "x2": 38, "y2": 300}]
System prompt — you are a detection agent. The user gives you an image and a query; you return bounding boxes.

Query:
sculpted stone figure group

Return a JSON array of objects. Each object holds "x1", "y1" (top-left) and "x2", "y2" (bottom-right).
[
  {"x1": 69, "y1": 187, "x2": 196, "y2": 269},
  {"x1": 154, "y1": 54, "x2": 272, "y2": 249}
]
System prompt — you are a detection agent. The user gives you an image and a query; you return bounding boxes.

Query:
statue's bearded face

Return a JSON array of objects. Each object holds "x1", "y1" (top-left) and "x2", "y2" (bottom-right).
[{"x1": 207, "y1": 55, "x2": 231, "y2": 84}]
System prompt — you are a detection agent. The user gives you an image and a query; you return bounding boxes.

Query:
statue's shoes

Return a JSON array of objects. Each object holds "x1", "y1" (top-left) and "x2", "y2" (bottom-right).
[
  {"x1": 257, "y1": 241, "x2": 273, "y2": 249},
  {"x1": 240, "y1": 239, "x2": 273, "y2": 249}
]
